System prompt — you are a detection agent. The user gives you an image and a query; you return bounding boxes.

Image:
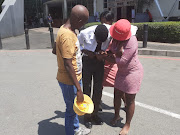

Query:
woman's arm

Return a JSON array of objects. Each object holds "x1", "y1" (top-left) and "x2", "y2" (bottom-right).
[
  {"x1": 104, "y1": 51, "x2": 116, "y2": 63},
  {"x1": 116, "y1": 37, "x2": 138, "y2": 65},
  {"x1": 115, "y1": 45, "x2": 124, "y2": 58}
]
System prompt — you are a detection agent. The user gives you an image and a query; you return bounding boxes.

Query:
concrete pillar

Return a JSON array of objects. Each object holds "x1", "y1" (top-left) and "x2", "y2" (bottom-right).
[
  {"x1": 93, "y1": 0, "x2": 97, "y2": 16},
  {"x1": 122, "y1": 6, "x2": 127, "y2": 18},
  {"x1": 63, "y1": 0, "x2": 67, "y2": 20},
  {"x1": 44, "y1": 4, "x2": 49, "y2": 19},
  {"x1": 112, "y1": 7, "x2": 117, "y2": 21}
]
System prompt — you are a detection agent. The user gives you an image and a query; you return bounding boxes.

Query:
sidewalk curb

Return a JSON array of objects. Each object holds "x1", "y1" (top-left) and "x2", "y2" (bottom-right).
[{"x1": 138, "y1": 48, "x2": 180, "y2": 57}]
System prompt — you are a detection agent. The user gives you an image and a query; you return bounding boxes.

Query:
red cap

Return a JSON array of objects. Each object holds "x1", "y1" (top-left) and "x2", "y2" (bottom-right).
[{"x1": 110, "y1": 19, "x2": 132, "y2": 41}]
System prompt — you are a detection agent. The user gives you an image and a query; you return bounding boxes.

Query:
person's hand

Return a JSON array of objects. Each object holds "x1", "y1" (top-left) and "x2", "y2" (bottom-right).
[
  {"x1": 103, "y1": 51, "x2": 116, "y2": 63},
  {"x1": 115, "y1": 52, "x2": 122, "y2": 58},
  {"x1": 105, "y1": 50, "x2": 113, "y2": 57},
  {"x1": 76, "y1": 90, "x2": 84, "y2": 103},
  {"x1": 95, "y1": 51, "x2": 106, "y2": 61}
]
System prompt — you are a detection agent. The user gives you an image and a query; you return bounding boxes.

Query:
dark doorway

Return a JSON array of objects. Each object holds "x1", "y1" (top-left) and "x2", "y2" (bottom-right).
[
  {"x1": 117, "y1": 7, "x2": 122, "y2": 21},
  {"x1": 126, "y1": 6, "x2": 134, "y2": 22},
  {"x1": 49, "y1": 5, "x2": 63, "y2": 27}
]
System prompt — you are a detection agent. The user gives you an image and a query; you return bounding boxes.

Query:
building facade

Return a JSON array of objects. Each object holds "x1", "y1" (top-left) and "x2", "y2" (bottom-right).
[
  {"x1": 42, "y1": 0, "x2": 95, "y2": 26},
  {"x1": 103, "y1": 0, "x2": 180, "y2": 22},
  {"x1": 142, "y1": 0, "x2": 180, "y2": 21},
  {"x1": 105, "y1": 0, "x2": 137, "y2": 22},
  {"x1": 41, "y1": 0, "x2": 137, "y2": 24},
  {"x1": 24, "y1": 0, "x2": 180, "y2": 28},
  {"x1": 0, "y1": 0, "x2": 24, "y2": 38}
]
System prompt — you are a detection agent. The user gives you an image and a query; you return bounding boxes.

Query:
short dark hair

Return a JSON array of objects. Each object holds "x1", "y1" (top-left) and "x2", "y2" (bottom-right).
[
  {"x1": 100, "y1": 11, "x2": 109, "y2": 21},
  {"x1": 94, "y1": 24, "x2": 108, "y2": 42},
  {"x1": 104, "y1": 12, "x2": 114, "y2": 22},
  {"x1": 100, "y1": 11, "x2": 114, "y2": 22}
]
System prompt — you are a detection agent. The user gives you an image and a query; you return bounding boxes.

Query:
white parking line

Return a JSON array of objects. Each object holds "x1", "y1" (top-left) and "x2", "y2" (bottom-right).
[{"x1": 103, "y1": 91, "x2": 180, "y2": 120}]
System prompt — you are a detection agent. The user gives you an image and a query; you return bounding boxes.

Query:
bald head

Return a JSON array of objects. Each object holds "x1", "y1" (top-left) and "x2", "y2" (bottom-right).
[{"x1": 70, "y1": 5, "x2": 89, "y2": 30}]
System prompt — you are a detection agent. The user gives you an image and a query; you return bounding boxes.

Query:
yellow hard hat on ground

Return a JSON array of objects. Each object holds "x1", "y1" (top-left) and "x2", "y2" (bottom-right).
[{"x1": 73, "y1": 94, "x2": 94, "y2": 116}]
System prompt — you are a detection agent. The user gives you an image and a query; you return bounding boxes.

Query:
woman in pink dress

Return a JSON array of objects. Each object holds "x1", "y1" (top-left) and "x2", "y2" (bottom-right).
[{"x1": 104, "y1": 19, "x2": 144, "y2": 135}]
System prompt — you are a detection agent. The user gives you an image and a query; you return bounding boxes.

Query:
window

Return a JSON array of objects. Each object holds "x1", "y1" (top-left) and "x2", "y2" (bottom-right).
[
  {"x1": 87, "y1": 0, "x2": 93, "y2": 16},
  {"x1": 104, "y1": 0, "x2": 108, "y2": 8},
  {"x1": 67, "y1": 0, "x2": 93, "y2": 16},
  {"x1": 179, "y1": 1, "x2": 180, "y2": 10}
]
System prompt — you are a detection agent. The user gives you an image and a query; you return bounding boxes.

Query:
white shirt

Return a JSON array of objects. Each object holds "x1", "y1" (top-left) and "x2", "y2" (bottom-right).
[
  {"x1": 131, "y1": 25, "x2": 138, "y2": 36},
  {"x1": 78, "y1": 24, "x2": 138, "y2": 52},
  {"x1": 78, "y1": 24, "x2": 111, "y2": 52}
]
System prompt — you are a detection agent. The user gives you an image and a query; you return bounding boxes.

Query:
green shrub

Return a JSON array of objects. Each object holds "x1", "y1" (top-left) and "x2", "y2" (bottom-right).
[
  {"x1": 85, "y1": 21, "x2": 180, "y2": 43},
  {"x1": 84, "y1": 22, "x2": 101, "y2": 28},
  {"x1": 132, "y1": 22, "x2": 180, "y2": 43}
]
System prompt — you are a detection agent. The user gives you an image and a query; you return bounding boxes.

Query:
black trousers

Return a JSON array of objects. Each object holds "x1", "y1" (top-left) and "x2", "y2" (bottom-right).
[{"x1": 82, "y1": 56, "x2": 104, "y2": 118}]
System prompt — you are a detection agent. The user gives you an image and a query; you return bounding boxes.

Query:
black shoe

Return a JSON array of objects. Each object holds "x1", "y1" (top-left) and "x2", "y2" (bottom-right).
[
  {"x1": 84, "y1": 117, "x2": 92, "y2": 129},
  {"x1": 91, "y1": 115, "x2": 104, "y2": 125},
  {"x1": 84, "y1": 121, "x2": 92, "y2": 129}
]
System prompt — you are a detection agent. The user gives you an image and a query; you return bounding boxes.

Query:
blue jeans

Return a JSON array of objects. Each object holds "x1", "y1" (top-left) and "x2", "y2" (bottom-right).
[{"x1": 58, "y1": 80, "x2": 82, "y2": 135}]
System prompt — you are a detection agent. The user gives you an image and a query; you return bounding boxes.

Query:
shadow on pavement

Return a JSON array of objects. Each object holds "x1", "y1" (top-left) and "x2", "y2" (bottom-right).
[
  {"x1": 100, "y1": 111, "x2": 124, "y2": 128},
  {"x1": 100, "y1": 103, "x2": 125, "y2": 128},
  {"x1": 100, "y1": 102, "x2": 125, "y2": 128},
  {"x1": 38, "y1": 111, "x2": 65, "y2": 135},
  {"x1": 78, "y1": 111, "x2": 125, "y2": 128},
  {"x1": 78, "y1": 102, "x2": 125, "y2": 128},
  {"x1": 101, "y1": 102, "x2": 114, "y2": 110}
]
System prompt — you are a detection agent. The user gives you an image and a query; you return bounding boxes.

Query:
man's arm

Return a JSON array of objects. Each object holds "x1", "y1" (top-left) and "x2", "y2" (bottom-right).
[
  {"x1": 63, "y1": 58, "x2": 84, "y2": 103},
  {"x1": 59, "y1": 37, "x2": 84, "y2": 103},
  {"x1": 52, "y1": 42, "x2": 56, "y2": 55},
  {"x1": 81, "y1": 49, "x2": 95, "y2": 59}
]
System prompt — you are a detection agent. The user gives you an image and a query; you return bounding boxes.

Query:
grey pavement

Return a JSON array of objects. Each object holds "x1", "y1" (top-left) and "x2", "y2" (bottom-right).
[
  {"x1": 138, "y1": 41, "x2": 180, "y2": 57},
  {"x1": 0, "y1": 28, "x2": 54, "y2": 50},
  {"x1": 1, "y1": 27, "x2": 180, "y2": 57},
  {"x1": 0, "y1": 50, "x2": 180, "y2": 135}
]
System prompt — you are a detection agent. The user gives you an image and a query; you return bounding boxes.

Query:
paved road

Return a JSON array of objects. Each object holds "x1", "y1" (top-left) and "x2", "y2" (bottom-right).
[
  {"x1": 0, "y1": 49, "x2": 180, "y2": 135},
  {"x1": 1, "y1": 28, "x2": 54, "y2": 50},
  {"x1": 2, "y1": 27, "x2": 180, "y2": 51}
]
